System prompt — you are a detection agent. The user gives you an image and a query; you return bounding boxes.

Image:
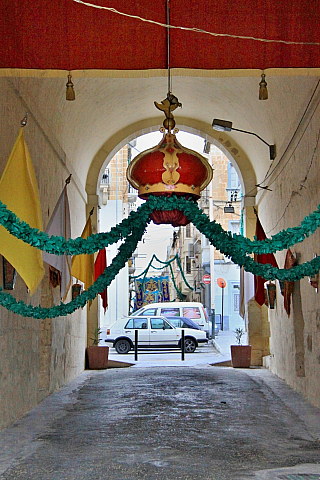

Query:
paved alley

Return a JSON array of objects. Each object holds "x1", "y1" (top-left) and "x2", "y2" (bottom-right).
[{"x1": 0, "y1": 365, "x2": 319, "y2": 480}]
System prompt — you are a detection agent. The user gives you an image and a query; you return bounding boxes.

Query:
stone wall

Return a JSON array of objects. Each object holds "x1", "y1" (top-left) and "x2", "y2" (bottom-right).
[
  {"x1": 0, "y1": 79, "x2": 87, "y2": 429},
  {"x1": 257, "y1": 85, "x2": 320, "y2": 408}
]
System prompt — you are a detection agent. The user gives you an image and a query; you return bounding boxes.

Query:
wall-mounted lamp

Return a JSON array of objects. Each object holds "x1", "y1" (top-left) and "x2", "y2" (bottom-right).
[
  {"x1": 224, "y1": 204, "x2": 234, "y2": 213},
  {"x1": 212, "y1": 118, "x2": 276, "y2": 160}
]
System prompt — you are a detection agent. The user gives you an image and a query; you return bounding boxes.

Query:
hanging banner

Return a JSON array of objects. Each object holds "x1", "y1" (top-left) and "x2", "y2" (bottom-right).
[
  {"x1": 134, "y1": 280, "x2": 144, "y2": 309},
  {"x1": 134, "y1": 276, "x2": 170, "y2": 308},
  {"x1": 161, "y1": 277, "x2": 170, "y2": 302}
]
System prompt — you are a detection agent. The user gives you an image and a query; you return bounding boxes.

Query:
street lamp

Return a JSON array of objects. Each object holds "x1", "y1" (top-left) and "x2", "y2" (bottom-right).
[{"x1": 212, "y1": 118, "x2": 276, "y2": 160}]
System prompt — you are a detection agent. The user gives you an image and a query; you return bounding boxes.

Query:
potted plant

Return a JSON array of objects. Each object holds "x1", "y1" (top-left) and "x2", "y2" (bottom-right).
[
  {"x1": 86, "y1": 328, "x2": 109, "y2": 369},
  {"x1": 230, "y1": 328, "x2": 251, "y2": 368}
]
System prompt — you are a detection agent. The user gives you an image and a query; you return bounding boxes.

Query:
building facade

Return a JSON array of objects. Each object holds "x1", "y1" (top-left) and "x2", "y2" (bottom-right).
[{"x1": 165, "y1": 143, "x2": 243, "y2": 333}]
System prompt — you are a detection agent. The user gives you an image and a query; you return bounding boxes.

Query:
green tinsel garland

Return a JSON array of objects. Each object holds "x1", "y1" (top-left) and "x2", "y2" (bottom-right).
[
  {"x1": 0, "y1": 224, "x2": 146, "y2": 319},
  {"x1": 131, "y1": 253, "x2": 194, "y2": 290},
  {"x1": 0, "y1": 199, "x2": 152, "y2": 255},
  {"x1": 1, "y1": 196, "x2": 320, "y2": 256},
  {"x1": 131, "y1": 253, "x2": 193, "y2": 300},
  {"x1": 1, "y1": 195, "x2": 320, "y2": 318}
]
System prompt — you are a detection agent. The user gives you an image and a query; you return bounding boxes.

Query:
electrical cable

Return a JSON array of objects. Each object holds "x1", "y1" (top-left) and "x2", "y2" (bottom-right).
[{"x1": 73, "y1": 0, "x2": 320, "y2": 46}]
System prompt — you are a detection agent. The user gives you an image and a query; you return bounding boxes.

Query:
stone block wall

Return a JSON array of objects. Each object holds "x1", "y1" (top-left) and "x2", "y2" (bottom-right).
[
  {"x1": 257, "y1": 85, "x2": 320, "y2": 408},
  {"x1": 0, "y1": 79, "x2": 87, "y2": 429}
]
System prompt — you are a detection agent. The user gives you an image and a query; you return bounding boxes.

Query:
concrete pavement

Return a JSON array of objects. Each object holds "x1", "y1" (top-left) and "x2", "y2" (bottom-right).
[
  {"x1": 107, "y1": 329, "x2": 238, "y2": 368},
  {"x1": 0, "y1": 344, "x2": 319, "y2": 479}
]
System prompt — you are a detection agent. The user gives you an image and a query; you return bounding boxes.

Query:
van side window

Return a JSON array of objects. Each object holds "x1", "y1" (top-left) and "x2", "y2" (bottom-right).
[
  {"x1": 183, "y1": 307, "x2": 201, "y2": 319},
  {"x1": 140, "y1": 308, "x2": 157, "y2": 316},
  {"x1": 160, "y1": 308, "x2": 180, "y2": 316}
]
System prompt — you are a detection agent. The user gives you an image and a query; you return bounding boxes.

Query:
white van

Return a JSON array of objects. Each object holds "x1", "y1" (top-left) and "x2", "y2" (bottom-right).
[{"x1": 132, "y1": 302, "x2": 212, "y2": 338}]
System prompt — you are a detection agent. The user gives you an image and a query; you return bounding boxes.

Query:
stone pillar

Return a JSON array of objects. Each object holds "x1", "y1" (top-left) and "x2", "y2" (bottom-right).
[
  {"x1": 246, "y1": 299, "x2": 270, "y2": 366},
  {"x1": 86, "y1": 194, "x2": 99, "y2": 347},
  {"x1": 242, "y1": 198, "x2": 270, "y2": 366}
]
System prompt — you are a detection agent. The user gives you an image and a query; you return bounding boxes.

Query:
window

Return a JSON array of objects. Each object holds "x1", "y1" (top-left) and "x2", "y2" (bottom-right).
[
  {"x1": 227, "y1": 162, "x2": 240, "y2": 189},
  {"x1": 160, "y1": 307, "x2": 180, "y2": 316},
  {"x1": 202, "y1": 234, "x2": 209, "y2": 247},
  {"x1": 228, "y1": 220, "x2": 241, "y2": 235},
  {"x1": 227, "y1": 162, "x2": 241, "y2": 202},
  {"x1": 186, "y1": 256, "x2": 191, "y2": 274},
  {"x1": 233, "y1": 294, "x2": 240, "y2": 312},
  {"x1": 150, "y1": 318, "x2": 173, "y2": 329},
  {"x1": 186, "y1": 224, "x2": 191, "y2": 238},
  {"x1": 183, "y1": 307, "x2": 201, "y2": 319},
  {"x1": 139, "y1": 308, "x2": 157, "y2": 316},
  {"x1": 167, "y1": 318, "x2": 182, "y2": 327},
  {"x1": 125, "y1": 318, "x2": 149, "y2": 329}
]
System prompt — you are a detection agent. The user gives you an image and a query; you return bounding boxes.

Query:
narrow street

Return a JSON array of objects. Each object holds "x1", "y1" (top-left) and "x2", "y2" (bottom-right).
[{"x1": 0, "y1": 364, "x2": 319, "y2": 480}]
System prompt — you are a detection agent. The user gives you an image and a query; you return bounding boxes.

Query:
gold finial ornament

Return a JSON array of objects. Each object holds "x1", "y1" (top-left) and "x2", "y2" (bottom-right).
[{"x1": 154, "y1": 93, "x2": 182, "y2": 131}]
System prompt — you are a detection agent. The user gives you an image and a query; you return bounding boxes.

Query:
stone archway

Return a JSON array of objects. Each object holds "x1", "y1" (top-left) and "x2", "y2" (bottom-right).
[
  {"x1": 86, "y1": 116, "x2": 257, "y2": 199},
  {"x1": 85, "y1": 118, "x2": 259, "y2": 354}
]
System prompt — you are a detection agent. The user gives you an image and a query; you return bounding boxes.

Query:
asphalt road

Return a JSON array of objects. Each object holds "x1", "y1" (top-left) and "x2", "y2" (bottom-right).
[{"x1": 0, "y1": 365, "x2": 319, "y2": 480}]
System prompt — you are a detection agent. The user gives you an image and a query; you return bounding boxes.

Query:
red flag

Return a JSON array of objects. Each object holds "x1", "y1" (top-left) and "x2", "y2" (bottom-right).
[
  {"x1": 283, "y1": 249, "x2": 296, "y2": 316},
  {"x1": 254, "y1": 216, "x2": 278, "y2": 306},
  {"x1": 94, "y1": 248, "x2": 108, "y2": 312}
]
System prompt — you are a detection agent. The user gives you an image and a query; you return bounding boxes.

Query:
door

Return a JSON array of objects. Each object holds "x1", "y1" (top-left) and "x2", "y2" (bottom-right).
[
  {"x1": 149, "y1": 317, "x2": 179, "y2": 346},
  {"x1": 123, "y1": 317, "x2": 150, "y2": 346}
]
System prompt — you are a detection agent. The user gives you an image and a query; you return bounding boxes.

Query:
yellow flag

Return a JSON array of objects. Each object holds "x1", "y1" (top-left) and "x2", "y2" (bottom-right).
[
  {"x1": 71, "y1": 216, "x2": 94, "y2": 291},
  {"x1": 0, "y1": 128, "x2": 44, "y2": 295}
]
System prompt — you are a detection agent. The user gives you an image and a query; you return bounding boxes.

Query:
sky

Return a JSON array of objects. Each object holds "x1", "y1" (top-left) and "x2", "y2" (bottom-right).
[{"x1": 131, "y1": 131, "x2": 205, "y2": 277}]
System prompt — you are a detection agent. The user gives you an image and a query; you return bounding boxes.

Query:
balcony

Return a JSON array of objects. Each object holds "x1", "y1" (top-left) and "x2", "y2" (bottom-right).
[{"x1": 127, "y1": 184, "x2": 138, "y2": 204}]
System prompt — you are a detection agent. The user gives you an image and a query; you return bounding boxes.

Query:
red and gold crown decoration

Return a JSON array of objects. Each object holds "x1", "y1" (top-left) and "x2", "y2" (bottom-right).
[{"x1": 127, "y1": 94, "x2": 213, "y2": 226}]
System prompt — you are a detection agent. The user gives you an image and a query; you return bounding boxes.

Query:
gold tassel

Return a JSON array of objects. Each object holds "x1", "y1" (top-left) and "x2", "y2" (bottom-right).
[
  {"x1": 259, "y1": 72, "x2": 268, "y2": 100},
  {"x1": 66, "y1": 73, "x2": 75, "y2": 101}
]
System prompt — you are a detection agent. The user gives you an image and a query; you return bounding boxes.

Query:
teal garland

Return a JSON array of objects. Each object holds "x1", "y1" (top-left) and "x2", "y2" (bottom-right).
[
  {"x1": 0, "y1": 199, "x2": 152, "y2": 255},
  {"x1": 131, "y1": 253, "x2": 194, "y2": 290},
  {"x1": 0, "y1": 224, "x2": 146, "y2": 319},
  {"x1": 163, "y1": 196, "x2": 320, "y2": 255},
  {"x1": 131, "y1": 253, "x2": 193, "y2": 300},
  {"x1": 1, "y1": 195, "x2": 320, "y2": 256},
  {"x1": 1, "y1": 194, "x2": 320, "y2": 319},
  {"x1": 169, "y1": 263, "x2": 184, "y2": 301},
  {"x1": 225, "y1": 248, "x2": 320, "y2": 282}
]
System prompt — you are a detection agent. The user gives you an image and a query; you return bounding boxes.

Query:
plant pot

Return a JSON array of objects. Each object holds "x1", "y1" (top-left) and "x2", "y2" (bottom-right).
[
  {"x1": 87, "y1": 346, "x2": 109, "y2": 369},
  {"x1": 230, "y1": 345, "x2": 252, "y2": 368}
]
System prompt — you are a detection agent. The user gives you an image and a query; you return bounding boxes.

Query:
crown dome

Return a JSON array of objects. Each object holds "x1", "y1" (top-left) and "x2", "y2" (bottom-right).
[
  {"x1": 127, "y1": 130, "x2": 213, "y2": 200},
  {"x1": 126, "y1": 94, "x2": 213, "y2": 226}
]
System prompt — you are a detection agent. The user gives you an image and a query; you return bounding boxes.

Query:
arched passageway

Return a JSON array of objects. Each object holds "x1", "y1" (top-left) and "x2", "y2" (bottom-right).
[{"x1": 1, "y1": 0, "x2": 320, "y2": 430}]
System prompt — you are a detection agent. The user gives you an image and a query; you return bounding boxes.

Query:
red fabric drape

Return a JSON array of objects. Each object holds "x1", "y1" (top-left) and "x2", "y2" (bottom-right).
[
  {"x1": 254, "y1": 216, "x2": 278, "y2": 306},
  {"x1": 1, "y1": 0, "x2": 320, "y2": 71},
  {"x1": 283, "y1": 249, "x2": 296, "y2": 316},
  {"x1": 94, "y1": 248, "x2": 108, "y2": 313}
]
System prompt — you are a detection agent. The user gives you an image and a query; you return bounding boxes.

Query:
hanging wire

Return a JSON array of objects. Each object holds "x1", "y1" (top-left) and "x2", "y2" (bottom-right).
[
  {"x1": 167, "y1": 0, "x2": 171, "y2": 95},
  {"x1": 73, "y1": 0, "x2": 320, "y2": 46}
]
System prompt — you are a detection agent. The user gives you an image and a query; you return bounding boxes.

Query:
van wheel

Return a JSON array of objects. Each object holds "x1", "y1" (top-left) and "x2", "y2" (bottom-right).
[
  {"x1": 184, "y1": 338, "x2": 197, "y2": 353},
  {"x1": 115, "y1": 339, "x2": 131, "y2": 354}
]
